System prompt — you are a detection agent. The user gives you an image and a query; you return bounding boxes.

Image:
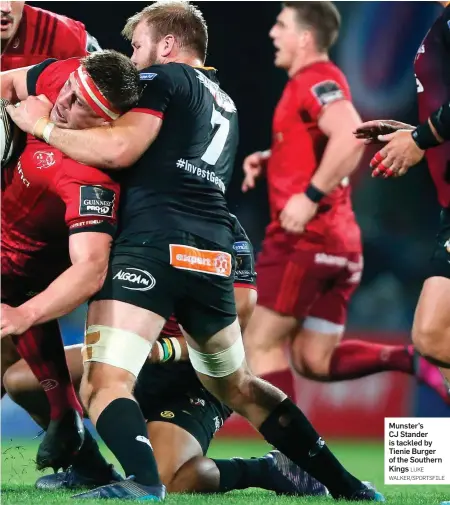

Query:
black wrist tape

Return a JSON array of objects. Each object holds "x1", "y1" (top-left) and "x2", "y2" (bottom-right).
[
  {"x1": 305, "y1": 183, "x2": 326, "y2": 203},
  {"x1": 411, "y1": 123, "x2": 441, "y2": 150}
]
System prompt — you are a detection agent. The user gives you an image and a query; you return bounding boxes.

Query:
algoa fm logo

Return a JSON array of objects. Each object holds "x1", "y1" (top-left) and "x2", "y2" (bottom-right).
[{"x1": 113, "y1": 267, "x2": 156, "y2": 291}]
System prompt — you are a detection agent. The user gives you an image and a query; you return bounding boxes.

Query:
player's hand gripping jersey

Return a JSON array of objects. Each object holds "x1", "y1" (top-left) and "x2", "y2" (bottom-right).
[{"x1": 1, "y1": 59, "x2": 120, "y2": 303}]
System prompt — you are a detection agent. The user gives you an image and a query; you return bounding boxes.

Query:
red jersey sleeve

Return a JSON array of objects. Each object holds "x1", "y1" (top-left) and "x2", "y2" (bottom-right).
[
  {"x1": 296, "y1": 64, "x2": 351, "y2": 123},
  {"x1": 54, "y1": 159, "x2": 120, "y2": 237}
]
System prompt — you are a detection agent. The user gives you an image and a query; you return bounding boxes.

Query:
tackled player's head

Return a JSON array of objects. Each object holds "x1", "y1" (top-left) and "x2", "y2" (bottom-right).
[
  {"x1": 122, "y1": 1, "x2": 208, "y2": 70},
  {"x1": 270, "y1": 2, "x2": 340, "y2": 73},
  {"x1": 51, "y1": 50, "x2": 142, "y2": 130},
  {"x1": 0, "y1": 1, "x2": 25, "y2": 43}
]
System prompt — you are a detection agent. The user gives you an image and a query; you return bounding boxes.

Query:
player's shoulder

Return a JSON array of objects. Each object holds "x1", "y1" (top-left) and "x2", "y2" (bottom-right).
[
  {"x1": 24, "y1": 4, "x2": 87, "y2": 58},
  {"x1": 140, "y1": 62, "x2": 186, "y2": 81},
  {"x1": 293, "y1": 61, "x2": 351, "y2": 106},
  {"x1": 60, "y1": 155, "x2": 118, "y2": 185},
  {"x1": 25, "y1": 4, "x2": 86, "y2": 36},
  {"x1": 296, "y1": 61, "x2": 349, "y2": 88}
]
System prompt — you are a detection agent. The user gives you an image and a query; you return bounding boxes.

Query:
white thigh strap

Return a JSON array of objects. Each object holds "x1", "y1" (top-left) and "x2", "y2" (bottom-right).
[
  {"x1": 187, "y1": 337, "x2": 245, "y2": 378},
  {"x1": 82, "y1": 325, "x2": 151, "y2": 378}
]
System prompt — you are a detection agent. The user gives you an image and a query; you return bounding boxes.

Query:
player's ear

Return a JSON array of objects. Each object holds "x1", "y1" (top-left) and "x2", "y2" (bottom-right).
[{"x1": 160, "y1": 35, "x2": 175, "y2": 57}]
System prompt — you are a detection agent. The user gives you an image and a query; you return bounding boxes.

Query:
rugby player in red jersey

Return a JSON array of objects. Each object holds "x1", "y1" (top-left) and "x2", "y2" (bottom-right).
[
  {"x1": 1, "y1": 0, "x2": 100, "y2": 395},
  {"x1": 242, "y1": 2, "x2": 449, "y2": 404},
  {"x1": 0, "y1": 1, "x2": 100, "y2": 70},
  {"x1": 356, "y1": 2, "x2": 450, "y2": 394},
  {"x1": 0, "y1": 51, "x2": 141, "y2": 470}
]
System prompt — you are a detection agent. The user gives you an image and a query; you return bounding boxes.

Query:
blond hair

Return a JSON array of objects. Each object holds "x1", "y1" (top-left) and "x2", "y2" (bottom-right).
[{"x1": 122, "y1": 1, "x2": 208, "y2": 62}]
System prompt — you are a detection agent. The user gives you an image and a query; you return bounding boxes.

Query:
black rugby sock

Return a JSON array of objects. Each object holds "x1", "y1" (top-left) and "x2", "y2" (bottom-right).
[
  {"x1": 96, "y1": 398, "x2": 161, "y2": 487},
  {"x1": 212, "y1": 458, "x2": 266, "y2": 491},
  {"x1": 259, "y1": 398, "x2": 362, "y2": 499},
  {"x1": 71, "y1": 428, "x2": 112, "y2": 477}
]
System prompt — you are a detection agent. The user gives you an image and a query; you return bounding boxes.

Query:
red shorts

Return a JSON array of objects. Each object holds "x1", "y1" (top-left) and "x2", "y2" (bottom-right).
[{"x1": 256, "y1": 236, "x2": 362, "y2": 330}]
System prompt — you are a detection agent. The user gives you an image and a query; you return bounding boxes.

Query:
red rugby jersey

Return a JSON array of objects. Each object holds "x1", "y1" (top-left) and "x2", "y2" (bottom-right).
[
  {"x1": 1, "y1": 4, "x2": 88, "y2": 71},
  {"x1": 1, "y1": 60, "x2": 120, "y2": 299},
  {"x1": 267, "y1": 61, "x2": 361, "y2": 252}
]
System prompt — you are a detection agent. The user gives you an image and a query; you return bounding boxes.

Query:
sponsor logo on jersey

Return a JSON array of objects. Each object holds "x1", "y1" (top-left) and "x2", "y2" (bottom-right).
[
  {"x1": 69, "y1": 219, "x2": 103, "y2": 231},
  {"x1": 160, "y1": 411, "x2": 175, "y2": 419},
  {"x1": 113, "y1": 267, "x2": 156, "y2": 291},
  {"x1": 33, "y1": 151, "x2": 56, "y2": 170},
  {"x1": 140, "y1": 72, "x2": 157, "y2": 81},
  {"x1": 79, "y1": 185, "x2": 115, "y2": 218},
  {"x1": 233, "y1": 241, "x2": 250, "y2": 253},
  {"x1": 311, "y1": 80, "x2": 344, "y2": 107},
  {"x1": 170, "y1": 244, "x2": 232, "y2": 277},
  {"x1": 235, "y1": 270, "x2": 253, "y2": 279}
]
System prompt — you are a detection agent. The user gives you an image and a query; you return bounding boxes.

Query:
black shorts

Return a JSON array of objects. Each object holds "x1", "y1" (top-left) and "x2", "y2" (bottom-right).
[
  {"x1": 231, "y1": 214, "x2": 257, "y2": 289},
  {"x1": 93, "y1": 230, "x2": 236, "y2": 339},
  {"x1": 133, "y1": 377, "x2": 232, "y2": 454},
  {"x1": 429, "y1": 208, "x2": 450, "y2": 279}
]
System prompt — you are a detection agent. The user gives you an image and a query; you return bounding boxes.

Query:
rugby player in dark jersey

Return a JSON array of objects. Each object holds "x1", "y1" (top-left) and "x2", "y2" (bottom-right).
[
  {"x1": 355, "y1": 2, "x2": 450, "y2": 390},
  {"x1": 8, "y1": 2, "x2": 383, "y2": 501},
  {"x1": 4, "y1": 222, "x2": 328, "y2": 498}
]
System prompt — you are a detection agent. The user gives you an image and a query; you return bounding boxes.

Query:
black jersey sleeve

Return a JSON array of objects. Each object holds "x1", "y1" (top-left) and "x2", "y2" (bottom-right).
[
  {"x1": 430, "y1": 101, "x2": 450, "y2": 141},
  {"x1": 26, "y1": 59, "x2": 58, "y2": 96},
  {"x1": 443, "y1": 6, "x2": 450, "y2": 49},
  {"x1": 133, "y1": 65, "x2": 178, "y2": 118}
]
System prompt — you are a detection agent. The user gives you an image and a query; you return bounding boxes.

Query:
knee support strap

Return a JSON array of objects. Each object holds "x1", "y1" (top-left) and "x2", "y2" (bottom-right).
[
  {"x1": 187, "y1": 337, "x2": 245, "y2": 378},
  {"x1": 82, "y1": 325, "x2": 151, "y2": 377}
]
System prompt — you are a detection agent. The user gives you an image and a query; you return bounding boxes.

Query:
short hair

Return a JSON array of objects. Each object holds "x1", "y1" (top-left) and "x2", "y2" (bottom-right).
[
  {"x1": 81, "y1": 50, "x2": 142, "y2": 114},
  {"x1": 283, "y1": 1, "x2": 341, "y2": 52},
  {"x1": 122, "y1": 1, "x2": 208, "y2": 62}
]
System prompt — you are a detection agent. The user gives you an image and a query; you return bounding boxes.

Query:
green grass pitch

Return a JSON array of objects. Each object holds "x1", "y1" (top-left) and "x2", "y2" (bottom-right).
[{"x1": 2, "y1": 438, "x2": 450, "y2": 504}]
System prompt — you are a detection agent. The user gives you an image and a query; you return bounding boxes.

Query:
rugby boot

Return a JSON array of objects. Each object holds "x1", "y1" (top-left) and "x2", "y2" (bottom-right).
[
  {"x1": 72, "y1": 477, "x2": 166, "y2": 501},
  {"x1": 36, "y1": 408, "x2": 85, "y2": 471},
  {"x1": 36, "y1": 464, "x2": 123, "y2": 490}
]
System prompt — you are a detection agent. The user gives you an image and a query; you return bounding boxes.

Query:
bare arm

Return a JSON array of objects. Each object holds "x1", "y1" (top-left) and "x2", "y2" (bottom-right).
[
  {"x1": 310, "y1": 100, "x2": 365, "y2": 194},
  {"x1": 1, "y1": 66, "x2": 33, "y2": 103},
  {"x1": 47, "y1": 111, "x2": 162, "y2": 169},
  {"x1": 18, "y1": 231, "x2": 112, "y2": 327}
]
